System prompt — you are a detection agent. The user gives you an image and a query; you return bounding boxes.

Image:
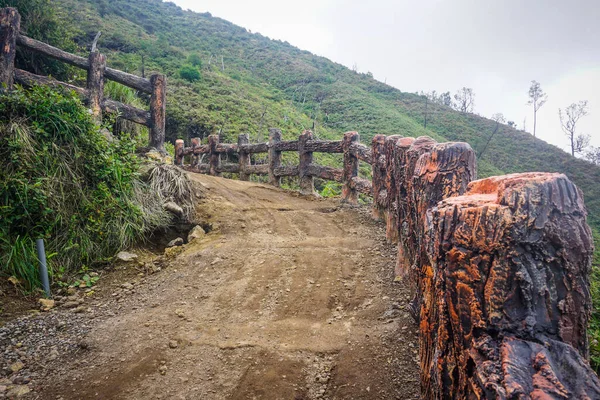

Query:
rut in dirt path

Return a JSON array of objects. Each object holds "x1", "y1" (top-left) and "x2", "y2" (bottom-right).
[{"x1": 34, "y1": 175, "x2": 419, "y2": 400}]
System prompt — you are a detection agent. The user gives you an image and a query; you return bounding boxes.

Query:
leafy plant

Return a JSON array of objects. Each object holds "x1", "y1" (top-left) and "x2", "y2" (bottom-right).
[{"x1": 178, "y1": 64, "x2": 201, "y2": 82}]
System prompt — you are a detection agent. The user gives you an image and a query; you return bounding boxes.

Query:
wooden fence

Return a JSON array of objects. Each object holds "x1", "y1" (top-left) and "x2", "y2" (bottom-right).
[
  {"x1": 176, "y1": 130, "x2": 600, "y2": 398},
  {"x1": 175, "y1": 129, "x2": 373, "y2": 202},
  {"x1": 0, "y1": 8, "x2": 166, "y2": 152}
]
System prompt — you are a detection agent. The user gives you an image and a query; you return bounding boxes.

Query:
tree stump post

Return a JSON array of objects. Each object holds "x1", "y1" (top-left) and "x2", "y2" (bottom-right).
[
  {"x1": 208, "y1": 134, "x2": 221, "y2": 176},
  {"x1": 383, "y1": 135, "x2": 403, "y2": 243},
  {"x1": 149, "y1": 74, "x2": 166, "y2": 153},
  {"x1": 238, "y1": 133, "x2": 250, "y2": 181},
  {"x1": 174, "y1": 139, "x2": 184, "y2": 166},
  {"x1": 0, "y1": 8, "x2": 20, "y2": 91},
  {"x1": 341, "y1": 131, "x2": 359, "y2": 204},
  {"x1": 268, "y1": 128, "x2": 282, "y2": 187},
  {"x1": 298, "y1": 130, "x2": 314, "y2": 195},
  {"x1": 86, "y1": 51, "x2": 106, "y2": 123},
  {"x1": 371, "y1": 135, "x2": 386, "y2": 219},
  {"x1": 190, "y1": 137, "x2": 200, "y2": 169}
]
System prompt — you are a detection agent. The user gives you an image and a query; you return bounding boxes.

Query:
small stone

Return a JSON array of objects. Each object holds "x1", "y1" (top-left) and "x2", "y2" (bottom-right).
[
  {"x1": 38, "y1": 298, "x2": 55, "y2": 311},
  {"x1": 169, "y1": 340, "x2": 178, "y2": 349},
  {"x1": 158, "y1": 365, "x2": 168, "y2": 375},
  {"x1": 6, "y1": 385, "x2": 30, "y2": 398},
  {"x1": 167, "y1": 237, "x2": 184, "y2": 248},
  {"x1": 175, "y1": 309, "x2": 185, "y2": 318},
  {"x1": 73, "y1": 306, "x2": 86, "y2": 313},
  {"x1": 187, "y1": 226, "x2": 206, "y2": 242},
  {"x1": 10, "y1": 361, "x2": 24, "y2": 373},
  {"x1": 211, "y1": 258, "x2": 222, "y2": 265},
  {"x1": 63, "y1": 301, "x2": 79, "y2": 309},
  {"x1": 121, "y1": 282, "x2": 134, "y2": 290},
  {"x1": 116, "y1": 251, "x2": 138, "y2": 262}
]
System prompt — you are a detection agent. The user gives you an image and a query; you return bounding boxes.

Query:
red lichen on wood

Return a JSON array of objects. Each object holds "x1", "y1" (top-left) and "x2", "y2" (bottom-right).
[{"x1": 371, "y1": 134, "x2": 387, "y2": 220}]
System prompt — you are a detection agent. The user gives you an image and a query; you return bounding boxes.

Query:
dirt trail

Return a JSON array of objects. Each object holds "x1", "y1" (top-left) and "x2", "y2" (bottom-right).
[{"x1": 34, "y1": 175, "x2": 419, "y2": 399}]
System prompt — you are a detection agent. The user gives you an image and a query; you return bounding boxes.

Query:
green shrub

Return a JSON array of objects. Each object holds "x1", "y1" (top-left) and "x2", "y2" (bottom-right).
[
  {"x1": 178, "y1": 64, "x2": 201, "y2": 82},
  {"x1": 187, "y1": 53, "x2": 202, "y2": 67},
  {"x1": 0, "y1": 85, "x2": 171, "y2": 290}
]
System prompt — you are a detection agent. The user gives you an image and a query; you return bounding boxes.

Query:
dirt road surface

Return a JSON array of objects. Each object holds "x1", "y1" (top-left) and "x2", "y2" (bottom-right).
[{"x1": 28, "y1": 175, "x2": 420, "y2": 399}]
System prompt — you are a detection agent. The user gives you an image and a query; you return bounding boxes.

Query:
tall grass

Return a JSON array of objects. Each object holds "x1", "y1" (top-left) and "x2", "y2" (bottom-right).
[{"x1": 0, "y1": 86, "x2": 172, "y2": 290}]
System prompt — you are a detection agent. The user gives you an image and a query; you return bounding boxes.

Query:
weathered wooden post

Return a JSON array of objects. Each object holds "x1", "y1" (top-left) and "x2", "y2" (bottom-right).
[
  {"x1": 371, "y1": 135, "x2": 386, "y2": 219},
  {"x1": 383, "y1": 135, "x2": 403, "y2": 243},
  {"x1": 174, "y1": 139, "x2": 184, "y2": 166},
  {"x1": 341, "y1": 131, "x2": 359, "y2": 204},
  {"x1": 0, "y1": 8, "x2": 20, "y2": 91},
  {"x1": 86, "y1": 51, "x2": 106, "y2": 123},
  {"x1": 149, "y1": 74, "x2": 166, "y2": 153},
  {"x1": 208, "y1": 134, "x2": 221, "y2": 176},
  {"x1": 238, "y1": 133, "x2": 250, "y2": 181},
  {"x1": 268, "y1": 128, "x2": 282, "y2": 187},
  {"x1": 190, "y1": 137, "x2": 200, "y2": 169},
  {"x1": 298, "y1": 130, "x2": 314, "y2": 195}
]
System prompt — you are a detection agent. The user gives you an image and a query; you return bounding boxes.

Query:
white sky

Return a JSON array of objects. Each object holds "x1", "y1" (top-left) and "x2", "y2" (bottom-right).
[{"x1": 169, "y1": 0, "x2": 600, "y2": 151}]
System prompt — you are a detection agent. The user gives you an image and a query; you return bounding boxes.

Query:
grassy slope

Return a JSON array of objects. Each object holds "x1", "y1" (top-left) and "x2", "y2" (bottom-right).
[{"x1": 54, "y1": 0, "x2": 600, "y2": 233}]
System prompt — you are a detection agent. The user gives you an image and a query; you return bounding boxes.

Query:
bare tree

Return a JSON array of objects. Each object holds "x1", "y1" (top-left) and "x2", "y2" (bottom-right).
[
  {"x1": 527, "y1": 80, "x2": 547, "y2": 140},
  {"x1": 507, "y1": 121, "x2": 516, "y2": 129},
  {"x1": 586, "y1": 146, "x2": 600, "y2": 165},
  {"x1": 478, "y1": 113, "x2": 505, "y2": 158},
  {"x1": 559, "y1": 100, "x2": 589, "y2": 156},
  {"x1": 453, "y1": 87, "x2": 475, "y2": 113}
]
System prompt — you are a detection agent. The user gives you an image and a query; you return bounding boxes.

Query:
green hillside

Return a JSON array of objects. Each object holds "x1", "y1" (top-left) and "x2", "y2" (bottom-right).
[{"x1": 40, "y1": 0, "x2": 598, "y2": 232}]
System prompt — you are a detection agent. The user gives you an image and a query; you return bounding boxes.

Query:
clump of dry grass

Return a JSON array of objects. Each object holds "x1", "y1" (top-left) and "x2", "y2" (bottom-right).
[{"x1": 146, "y1": 164, "x2": 196, "y2": 222}]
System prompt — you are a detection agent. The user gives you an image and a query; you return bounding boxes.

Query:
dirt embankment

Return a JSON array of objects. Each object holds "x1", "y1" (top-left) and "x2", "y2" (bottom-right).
[{"x1": 2, "y1": 175, "x2": 419, "y2": 399}]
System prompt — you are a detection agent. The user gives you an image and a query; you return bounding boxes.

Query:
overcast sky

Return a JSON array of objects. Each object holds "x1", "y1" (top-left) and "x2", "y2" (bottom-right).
[{"x1": 170, "y1": 0, "x2": 600, "y2": 152}]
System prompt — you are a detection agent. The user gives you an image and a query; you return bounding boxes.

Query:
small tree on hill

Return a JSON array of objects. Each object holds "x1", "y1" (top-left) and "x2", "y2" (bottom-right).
[
  {"x1": 586, "y1": 147, "x2": 600, "y2": 165},
  {"x1": 478, "y1": 113, "x2": 505, "y2": 158},
  {"x1": 528, "y1": 80, "x2": 547, "y2": 140},
  {"x1": 188, "y1": 53, "x2": 202, "y2": 67},
  {"x1": 453, "y1": 87, "x2": 475, "y2": 113},
  {"x1": 559, "y1": 100, "x2": 589, "y2": 156}
]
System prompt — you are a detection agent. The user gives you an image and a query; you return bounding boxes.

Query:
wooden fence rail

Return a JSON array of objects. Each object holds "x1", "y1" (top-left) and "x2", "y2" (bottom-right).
[
  {"x1": 174, "y1": 129, "x2": 373, "y2": 201},
  {"x1": 0, "y1": 7, "x2": 166, "y2": 152}
]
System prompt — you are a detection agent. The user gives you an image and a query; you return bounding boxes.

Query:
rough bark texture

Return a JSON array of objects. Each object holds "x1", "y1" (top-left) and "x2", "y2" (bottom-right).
[
  {"x1": 371, "y1": 134, "x2": 387, "y2": 220},
  {"x1": 149, "y1": 74, "x2": 166, "y2": 153},
  {"x1": 15, "y1": 68, "x2": 86, "y2": 95},
  {"x1": 191, "y1": 137, "x2": 201, "y2": 168},
  {"x1": 216, "y1": 163, "x2": 240, "y2": 174},
  {"x1": 238, "y1": 134, "x2": 250, "y2": 181},
  {"x1": 239, "y1": 143, "x2": 268, "y2": 154},
  {"x1": 307, "y1": 164, "x2": 343, "y2": 182},
  {"x1": 383, "y1": 135, "x2": 403, "y2": 243},
  {"x1": 215, "y1": 143, "x2": 238, "y2": 154},
  {"x1": 298, "y1": 130, "x2": 314, "y2": 195},
  {"x1": 0, "y1": 8, "x2": 19, "y2": 90},
  {"x1": 419, "y1": 172, "x2": 597, "y2": 399},
  {"x1": 174, "y1": 139, "x2": 184, "y2": 166},
  {"x1": 268, "y1": 128, "x2": 282, "y2": 187},
  {"x1": 245, "y1": 164, "x2": 269, "y2": 175},
  {"x1": 351, "y1": 177, "x2": 372, "y2": 196},
  {"x1": 342, "y1": 131, "x2": 360, "y2": 204},
  {"x1": 305, "y1": 140, "x2": 343, "y2": 153},
  {"x1": 273, "y1": 165, "x2": 299, "y2": 177},
  {"x1": 350, "y1": 142, "x2": 372, "y2": 164},
  {"x1": 208, "y1": 135, "x2": 220, "y2": 176},
  {"x1": 273, "y1": 140, "x2": 299, "y2": 152},
  {"x1": 102, "y1": 99, "x2": 150, "y2": 126},
  {"x1": 86, "y1": 51, "x2": 106, "y2": 122}
]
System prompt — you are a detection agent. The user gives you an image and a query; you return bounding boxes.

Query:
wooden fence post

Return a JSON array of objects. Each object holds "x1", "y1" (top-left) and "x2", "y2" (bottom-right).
[
  {"x1": 190, "y1": 137, "x2": 200, "y2": 169},
  {"x1": 238, "y1": 133, "x2": 250, "y2": 181},
  {"x1": 371, "y1": 135, "x2": 386, "y2": 219},
  {"x1": 384, "y1": 135, "x2": 403, "y2": 243},
  {"x1": 341, "y1": 131, "x2": 359, "y2": 204},
  {"x1": 268, "y1": 128, "x2": 282, "y2": 187},
  {"x1": 149, "y1": 74, "x2": 166, "y2": 153},
  {"x1": 87, "y1": 51, "x2": 106, "y2": 123},
  {"x1": 298, "y1": 130, "x2": 314, "y2": 195},
  {"x1": 208, "y1": 134, "x2": 220, "y2": 176},
  {"x1": 174, "y1": 139, "x2": 184, "y2": 166},
  {"x1": 0, "y1": 8, "x2": 20, "y2": 90}
]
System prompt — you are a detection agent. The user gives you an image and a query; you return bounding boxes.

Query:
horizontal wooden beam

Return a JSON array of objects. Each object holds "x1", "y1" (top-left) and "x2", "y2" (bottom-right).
[
  {"x1": 307, "y1": 164, "x2": 343, "y2": 182},
  {"x1": 350, "y1": 142, "x2": 372, "y2": 164},
  {"x1": 273, "y1": 165, "x2": 298, "y2": 177},
  {"x1": 239, "y1": 143, "x2": 268, "y2": 153},
  {"x1": 216, "y1": 163, "x2": 240, "y2": 173},
  {"x1": 273, "y1": 140, "x2": 299, "y2": 152},
  {"x1": 244, "y1": 164, "x2": 269, "y2": 175},
  {"x1": 305, "y1": 139, "x2": 343, "y2": 153},
  {"x1": 15, "y1": 68, "x2": 85, "y2": 95},
  {"x1": 16, "y1": 34, "x2": 153, "y2": 93},
  {"x1": 103, "y1": 98, "x2": 150, "y2": 126},
  {"x1": 215, "y1": 143, "x2": 238, "y2": 154}
]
